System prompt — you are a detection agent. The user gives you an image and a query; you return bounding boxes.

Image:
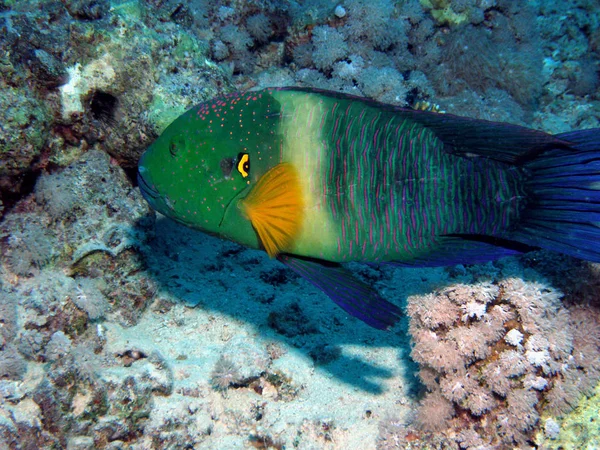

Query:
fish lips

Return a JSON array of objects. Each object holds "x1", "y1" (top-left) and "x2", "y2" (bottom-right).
[
  {"x1": 138, "y1": 166, "x2": 158, "y2": 198},
  {"x1": 137, "y1": 165, "x2": 169, "y2": 215}
]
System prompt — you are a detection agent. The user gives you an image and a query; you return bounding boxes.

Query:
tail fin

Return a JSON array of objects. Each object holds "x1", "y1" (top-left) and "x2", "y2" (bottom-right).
[{"x1": 511, "y1": 129, "x2": 600, "y2": 262}]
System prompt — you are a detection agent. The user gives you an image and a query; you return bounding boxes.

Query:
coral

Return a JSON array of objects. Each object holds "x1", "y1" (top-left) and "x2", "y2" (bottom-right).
[
  {"x1": 419, "y1": 0, "x2": 470, "y2": 26},
  {"x1": 431, "y1": 23, "x2": 543, "y2": 106},
  {"x1": 0, "y1": 85, "x2": 51, "y2": 194},
  {"x1": 566, "y1": 58, "x2": 600, "y2": 96},
  {"x1": 538, "y1": 382, "x2": 600, "y2": 449},
  {"x1": 246, "y1": 13, "x2": 272, "y2": 44},
  {"x1": 0, "y1": 214, "x2": 57, "y2": 277},
  {"x1": 212, "y1": 39, "x2": 230, "y2": 61},
  {"x1": 211, "y1": 355, "x2": 242, "y2": 390},
  {"x1": 0, "y1": 345, "x2": 26, "y2": 380},
  {"x1": 292, "y1": 43, "x2": 314, "y2": 68},
  {"x1": 357, "y1": 66, "x2": 408, "y2": 105},
  {"x1": 1, "y1": 150, "x2": 156, "y2": 344},
  {"x1": 63, "y1": 0, "x2": 109, "y2": 20},
  {"x1": 544, "y1": 417, "x2": 561, "y2": 440},
  {"x1": 405, "y1": 274, "x2": 600, "y2": 447},
  {"x1": 414, "y1": 390, "x2": 454, "y2": 431},
  {"x1": 0, "y1": 290, "x2": 17, "y2": 343},
  {"x1": 25, "y1": 48, "x2": 66, "y2": 88},
  {"x1": 44, "y1": 331, "x2": 72, "y2": 363},
  {"x1": 220, "y1": 24, "x2": 254, "y2": 55},
  {"x1": 30, "y1": 150, "x2": 153, "y2": 275},
  {"x1": 343, "y1": 0, "x2": 405, "y2": 49},
  {"x1": 72, "y1": 278, "x2": 110, "y2": 321},
  {"x1": 332, "y1": 54, "x2": 365, "y2": 81},
  {"x1": 311, "y1": 26, "x2": 348, "y2": 70}
]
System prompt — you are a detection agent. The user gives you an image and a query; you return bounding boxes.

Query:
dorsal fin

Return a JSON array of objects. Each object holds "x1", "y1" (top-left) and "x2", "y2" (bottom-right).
[{"x1": 274, "y1": 87, "x2": 571, "y2": 165}]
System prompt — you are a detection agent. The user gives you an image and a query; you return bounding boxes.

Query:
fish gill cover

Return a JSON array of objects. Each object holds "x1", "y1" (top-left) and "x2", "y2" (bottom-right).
[{"x1": 0, "y1": 0, "x2": 599, "y2": 449}]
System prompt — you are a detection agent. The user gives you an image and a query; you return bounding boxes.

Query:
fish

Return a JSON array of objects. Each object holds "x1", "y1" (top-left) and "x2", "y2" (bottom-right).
[{"x1": 138, "y1": 87, "x2": 600, "y2": 330}]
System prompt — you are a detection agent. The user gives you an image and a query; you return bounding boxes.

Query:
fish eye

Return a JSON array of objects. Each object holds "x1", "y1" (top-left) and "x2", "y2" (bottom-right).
[
  {"x1": 236, "y1": 153, "x2": 250, "y2": 178},
  {"x1": 169, "y1": 140, "x2": 178, "y2": 157},
  {"x1": 169, "y1": 135, "x2": 186, "y2": 157},
  {"x1": 220, "y1": 157, "x2": 234, "y2": 177}
]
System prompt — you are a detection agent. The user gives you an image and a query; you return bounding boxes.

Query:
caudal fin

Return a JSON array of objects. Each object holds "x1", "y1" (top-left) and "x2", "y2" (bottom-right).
[{"x1": 511, "y1": 129, "x2": 600, "y2": 262}]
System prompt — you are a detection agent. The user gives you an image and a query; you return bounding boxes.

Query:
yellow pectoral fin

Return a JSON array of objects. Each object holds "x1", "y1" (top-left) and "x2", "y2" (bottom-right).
[{"x1": 241, "y1": 163, "x2": 304, "y2": 258}]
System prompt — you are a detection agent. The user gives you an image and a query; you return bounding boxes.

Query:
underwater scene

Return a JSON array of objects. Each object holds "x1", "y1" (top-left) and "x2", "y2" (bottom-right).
[{"x1": 1, "y1": 0, "x2": 600, "y2": 448}]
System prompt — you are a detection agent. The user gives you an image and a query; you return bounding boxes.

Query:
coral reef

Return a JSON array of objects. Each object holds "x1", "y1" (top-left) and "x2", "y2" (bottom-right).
[
  {"x1": 0, "y1": 0, "x2": 230, "y2": 208},
  {"x1": 0, "y1": 0, "x2": 598, "y2": 448},
  {"x1": 0, "y1": 85, "x2": 51, "y2": 195},
  {"x1": 378, "y1": 259, "x2": 600, "y2": 448},
  {"x1": 0, "y1": 147, "x2": 160, "y2": 448}
]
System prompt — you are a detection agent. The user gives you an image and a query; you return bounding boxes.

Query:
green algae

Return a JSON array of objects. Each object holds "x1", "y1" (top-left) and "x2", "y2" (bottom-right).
[
  {"x1": 0, "y1": 86, "x2": 51, "y2": 178},
  {"x1": 419, "y1": 0, "x2": 469, "y2": 26},
  {"x1": 537, "y1": 382, "x2": 600, "y2": 449}
]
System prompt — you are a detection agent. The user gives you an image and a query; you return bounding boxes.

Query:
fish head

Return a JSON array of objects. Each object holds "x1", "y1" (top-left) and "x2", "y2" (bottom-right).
[{"x1": 137, "y1": 92, "x2": 283, "y2": 244}]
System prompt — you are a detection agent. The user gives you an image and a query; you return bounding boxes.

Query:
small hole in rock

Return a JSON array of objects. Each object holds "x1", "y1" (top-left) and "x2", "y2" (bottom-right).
[{"x1": 90, "y1": 90, "x2": 118, "y2": 124}]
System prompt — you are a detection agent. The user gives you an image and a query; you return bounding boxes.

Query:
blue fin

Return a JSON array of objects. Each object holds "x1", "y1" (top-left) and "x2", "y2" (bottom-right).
[
  {"x1": 398, "y1": 110, "x2": 569, "y2": 165},
  {"x1": 510, "y1": 128, "x2": 600, "y2": 262},
  {"x1": 387, "y1": 236, "x2": 525, "y2": 268},
  {"x1": 277, "y1": 254, "x2": 402, "y2": 330}
]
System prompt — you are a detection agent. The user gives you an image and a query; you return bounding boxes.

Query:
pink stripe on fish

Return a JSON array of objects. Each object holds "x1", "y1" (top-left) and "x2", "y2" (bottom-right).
[
  {"x1": 320, "y1": 110, "x2": 327, "y2": 132},
  {"x1": 344, "y1": 120, "x2": 352, "y2": 142},
  {"x1": 360, "y1": 124, "x2": 367, "y2": 147},
  {"x1": 385, "y1": 207, "x2": 391, "y2": 234},
  {"x1": 370, "y1": 164, "x2": 376, "y2": 198},
  {"x1": 333, "y1": 117, "x2": 340, "y2": 139},
  {"x1": 307, "y1": 102, "x2": 314, "y2": 128}
]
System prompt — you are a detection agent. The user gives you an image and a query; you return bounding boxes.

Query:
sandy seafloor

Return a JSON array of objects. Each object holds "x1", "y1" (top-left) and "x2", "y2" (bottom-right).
[
  {"x1": 1, "y1": 0, "x2": 600, "y2": 448},
  {"x1": 105, "y1": 218, "x2": 424, "y2": 448}
]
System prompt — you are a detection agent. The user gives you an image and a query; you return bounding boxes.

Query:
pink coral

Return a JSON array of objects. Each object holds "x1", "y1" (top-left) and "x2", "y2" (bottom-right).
[
  {"x1": 405, "y1": 270, "x2": 600, "y2": 447},
  {"x1": 414, "y1": 391, "x2": 454, "y2": 432},
  {"x1": 506, "y1": 388, "x2": 540, "y2": 430},
  {"x1": 481, "y1": 361, "x2": 513, "y2": 397},
  {"x1": 464, "y1": 386, "x2": 496, "y2": 416},
  {"x1": 439, "y1": 371, "x2": 477, "y2": 402},
  {"x1": 406, "y1": 293, "x2": 459, "y2": 329},
  {"x1": 411, "y1": 331, "x2": 465, "y2": 373}
]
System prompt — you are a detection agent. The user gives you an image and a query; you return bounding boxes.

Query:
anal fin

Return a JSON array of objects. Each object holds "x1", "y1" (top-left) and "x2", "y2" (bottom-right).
[{"x1": 278, "y1": 254, "x2": 402, "y2": 330}]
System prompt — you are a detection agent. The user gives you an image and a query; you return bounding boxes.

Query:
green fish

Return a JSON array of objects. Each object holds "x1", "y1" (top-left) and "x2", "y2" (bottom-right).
[{"x1": 138, "y1": 87, "x2": 600, "y2": 329}]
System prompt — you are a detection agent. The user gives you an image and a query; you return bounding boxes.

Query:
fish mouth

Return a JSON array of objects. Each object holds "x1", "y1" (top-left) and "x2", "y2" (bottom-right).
[
  {"x1": 137, "y1": 165, "x2": 182, "y2": 222},
  {"x1": 137, "y1": 166, "x2": 160, "y2": 201}
]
